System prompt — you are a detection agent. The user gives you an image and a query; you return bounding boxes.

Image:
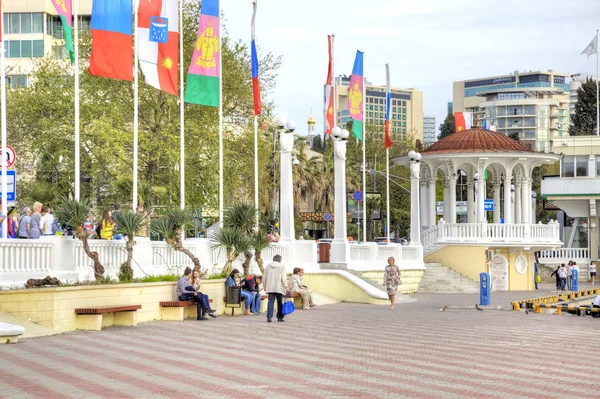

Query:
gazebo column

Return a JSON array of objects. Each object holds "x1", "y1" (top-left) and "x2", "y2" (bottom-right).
[
  {"x1": 448, "y1": 175, "x2": 457, "y2": 223},
  {"x1": 467, "y1": 179, "x2": 474, "y2": 223},
  {"x1": 514, "y1": 178, "x2": 522, "y2": 224},
  {"x1": 521, "y1": 177, "x2": 531, "y2": 224},
  {"x1": 493, "y1": 182, "x2": 501, "y2": 223},
  {"x1": 443, "y1": 178, "x2": 449, "y2": 222},
  {"x1": 503, "y1": 177, "x2": 512, "y2": 225},
  {"x1": 420, "y1": 179, "x2": 429, "y2": 228},
  {"x1": 428, "y1": 178, "x2": 437, "y2": 228},
  {"x1": 476, "y1": 176, "x2": 485, "y2": 222}
]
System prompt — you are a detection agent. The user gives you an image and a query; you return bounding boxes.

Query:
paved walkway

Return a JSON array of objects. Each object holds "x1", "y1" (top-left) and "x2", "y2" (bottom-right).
[{"x1": 1, "y1": 293, "x2": 599, "y2": 398}]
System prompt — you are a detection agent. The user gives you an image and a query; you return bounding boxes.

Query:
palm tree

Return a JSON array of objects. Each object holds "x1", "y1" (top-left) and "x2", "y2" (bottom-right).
[
  {"x1": 224, "y1": 203, "x2": 256, "y2": 235},
  {"x1": 210, "y1": 227, "x2": 252, "y2": 275},
  {"x1": 54, "y1": 197, "x2": 105, "y2": 280},
  {"x1": 113, "y1": 210, "x2": 146, "y2": 282},
  {"x1": 250, "y1": 230, "x2": 271, "y2": 274},
  {"x1": 150, "y1": 208, "x2": 202, "y2": 273}
]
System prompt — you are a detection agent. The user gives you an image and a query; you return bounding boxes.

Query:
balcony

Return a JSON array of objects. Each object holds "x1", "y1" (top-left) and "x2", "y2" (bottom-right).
[{"x1": 542, "y1": 176, "x2": 600, "y2": 196}]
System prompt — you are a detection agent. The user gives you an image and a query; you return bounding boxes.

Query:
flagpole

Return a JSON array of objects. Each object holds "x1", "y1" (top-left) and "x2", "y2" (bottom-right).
[
  {"x1": 332, "y1": 34, "x2": 336, "y2": 130},
  {"x1": 218, "y1": 0, "x2": 224, "y2": 224},
  {"x1": 362, "y1": 76, "x2": 367, "y2": 243},
  {"x1": 74, "y1": 0, "x2": 80, "y2": 201},
  {"x1": 132, "y1": 0, "x2": 139, "y2": 211},
  {"x1": 386, "y1": 148, "x2": 390, "y2": 243},
  {"x1": 180, "y1": 0, "x2": 185, "y2": 209},
  {"x1": 596, "y1": 29, "x2": 599, "y2": 136},
  {"x1": 254, "y1": 116, "x2": 259, "y2": 229},
  {"x1": 1, "y1": 0, "x2": 7, "y2": 239}
]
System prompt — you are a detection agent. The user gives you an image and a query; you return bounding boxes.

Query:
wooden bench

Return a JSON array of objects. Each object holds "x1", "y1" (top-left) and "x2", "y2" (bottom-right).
[
  {"x1": 74, "y1": 305, "x2": 141, "y2": 331},
  {"x1": 0, "y1": 322, "x2": 25, "y2": 344},
  {"x1": 160, "y1": 299, "x2": 213, "y2": 321}
]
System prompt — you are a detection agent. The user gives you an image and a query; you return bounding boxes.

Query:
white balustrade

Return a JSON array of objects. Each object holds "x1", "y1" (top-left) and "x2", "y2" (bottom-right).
[
  {"x1": 151, "y1": 242, "x2": 196, "y2": 269},
  {"x1": 401, "y1": 246, "x2": 418, "y2": 261},
  {"x1": 538, "y1": 248, "x2": 590, "y2": 264},
  {"x1": 0, "y1": 240, "x2": 52, "y2": 274},
  {"x1": 350, "y1": 244, "x2": 373, "y2": 261}
]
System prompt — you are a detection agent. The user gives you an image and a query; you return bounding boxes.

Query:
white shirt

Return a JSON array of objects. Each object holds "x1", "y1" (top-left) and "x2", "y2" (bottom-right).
[
  {"x1": 41, "y1": 213, "x2": 55, "y2": 235},
  {"x1": 593, "y1": 295, "x2": 600, "y2": 306},
  {"x1": 558, "y1": 267, "x2": 567, "y2": 278},
  {"x1": 590, "y1": 264, "x2": 597, "y2": 273}
]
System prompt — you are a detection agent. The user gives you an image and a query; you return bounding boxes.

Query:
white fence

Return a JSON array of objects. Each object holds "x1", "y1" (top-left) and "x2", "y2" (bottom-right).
[
  {"x1": 348, "y1": 243, "x2": 424, "y2": 271},
  {"x1": 422, "y1": 220, "x2": 562, "y2": 255},
  {"x1": 538, "y1": 248, "x2": 590, "y2": 265},
  {"x1": 0, "y1": 237, "x2": 320, "y2": 288}
]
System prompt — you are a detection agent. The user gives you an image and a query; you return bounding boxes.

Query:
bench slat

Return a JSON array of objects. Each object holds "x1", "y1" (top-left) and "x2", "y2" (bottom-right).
[
  {"x1": 159, "y1": 299, "x2": 213, "y2": 308},
  {"x1": 75, "y1": 305, "x2": 141, "y2": 315}
]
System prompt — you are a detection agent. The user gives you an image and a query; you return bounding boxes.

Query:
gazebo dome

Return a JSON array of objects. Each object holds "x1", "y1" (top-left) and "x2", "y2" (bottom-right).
[{"x1": 424, "y1": 127, "x2": 531, "y2": 154}]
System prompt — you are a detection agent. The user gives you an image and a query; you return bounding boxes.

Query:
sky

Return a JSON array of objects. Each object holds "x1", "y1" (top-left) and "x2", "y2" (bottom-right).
[{"x1": 220, "y1": 0, "x2": 600, "y2": 136}]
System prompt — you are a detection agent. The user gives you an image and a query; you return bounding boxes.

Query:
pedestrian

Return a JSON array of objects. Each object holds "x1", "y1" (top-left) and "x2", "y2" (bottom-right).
[
  {"x1": 570, "y1": 261, "x2": 579, "y2": 288},
  {"x1": 29, "y1": 202, "x2": 43, "y2": 239},
  {"x1": 557, "y1": 263, "x2": 568, "y2": 291},
  {"x1": 383, "y1": 256, "x2": 401, "y2": 310},
  {"x1": 98, "y1": 209, "x2": 115, "y2": 240},
  {"x1": 550, "y1": 265, "x2": 560, "y2": 290},
  {"x1": 18, "y1": 207, "x2": 31, "y2": 239},
  {"x1": 589, "y1": 261, "x2": 597, "y2": 285},
  {"x1": 6, "y1": 207, "x2": 18, "y2": 239},
  {"x1": 290, "y1": 267, "x2": 316, "y2": 310},
  {"x1": 567, "y1": 260, "x2": 573, "y2": 290},
  {"x1": 177, "y1": 267, "x2": 216, "y2": 320},
  {"x1": 533, "y1": 252, "x2": 539, "y2": 290},
  {"x1": 262, "y1": 254, "x2": 289, "y2": 323},
  {"x1": 240, "y1": 273, "x2": 262, "y2": 315},
  {"x1": 591, "y1": 294, "x2": 600, "y2": 318},
  {"x1": 226, "y1": 269, "x2": 255, "y2": 315},
  {"x1": 40, "y1": 206, "x2": 55, "y2": 236},
  {"x1": 188, "y1": 269, "x2": 217, "y2": 319}
]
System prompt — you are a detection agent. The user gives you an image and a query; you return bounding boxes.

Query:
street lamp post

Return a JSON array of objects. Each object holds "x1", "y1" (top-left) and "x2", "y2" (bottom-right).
[
  {"x1": 408, "y1": 150, "x2": 422, "y2": 245},
  {"x1": 330, "y1": 126, "x2": 350, "y2": 263},
  {"x1": 276, "y1": 116, "x2": 305, "y2": 244}
]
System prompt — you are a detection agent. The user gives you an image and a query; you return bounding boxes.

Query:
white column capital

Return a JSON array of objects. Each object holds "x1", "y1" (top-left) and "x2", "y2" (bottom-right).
[
  {"x1": 333, "y1": 139, "x2": 347, "y2": 160},
  {"x1": 280, "y1": 132, "x2": 295, "y2": 153}
]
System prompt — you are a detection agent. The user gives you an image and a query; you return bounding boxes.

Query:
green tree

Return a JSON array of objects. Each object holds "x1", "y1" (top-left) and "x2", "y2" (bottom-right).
[
  {"x1": 508, "y1": 131, "x2": 520, "y2": 141},
  {"x1": 150, "y1": 208, "x2": 202, "y2": 273},
  {"x1": 54, "y1": 197, "x2": 105, "y2": 280},
  {"x1": 7, "y1": 2, "x2": 281, "y2": 215},
  {"x1": 570, "y1": 78, "x2": 598, "y2": 135},
  {"x1": 438, "y1": 113, "x2": 455, "y2": 140},
  {"x1": 113, "y1": 210, "x2": 147, "y2": 282}
]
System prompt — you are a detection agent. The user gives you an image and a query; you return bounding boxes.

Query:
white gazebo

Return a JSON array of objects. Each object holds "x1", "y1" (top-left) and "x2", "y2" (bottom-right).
[{"x1": 393, "y1": 128, "x2": 563, "y2": 291}]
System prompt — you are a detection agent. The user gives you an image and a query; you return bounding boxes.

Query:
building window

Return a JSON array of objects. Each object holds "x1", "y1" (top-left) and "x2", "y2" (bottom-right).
[
  {"x1": 562, "y1": 157, "x2": 574, "y2": 177},
  {"x1": 576, "y1": 157, "x2": 588, "y2": 177},
  {"x1": 21, "y1": 40, "x2": 32, "y2": 57},
  {"x1": 402, "y1": 115, "x2": 406, "y2": 121},
  {"x1": 596, "y1": 158, "x2": 600, "y2": 177},
  {"x1": 8, "y1": 40, "x2": 20, "y2": 57},
  {"x1": 5, "y1": 75, "x2": 28, "y2": 89}
]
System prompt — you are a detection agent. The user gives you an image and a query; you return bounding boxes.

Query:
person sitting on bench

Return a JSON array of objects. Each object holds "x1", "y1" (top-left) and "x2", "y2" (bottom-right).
[
  {"x1": 226, "y1": 269, "x2": 255, "y2": 315},
  {"x1": 291, "y1": 267, "x2": 316, "y2": 310},
  {"x1": 240, "y1": 274, "x2": 262, "y2": 315},
  {"x1": 177, "y1": 267, "x2": 216, "y2": 320}
]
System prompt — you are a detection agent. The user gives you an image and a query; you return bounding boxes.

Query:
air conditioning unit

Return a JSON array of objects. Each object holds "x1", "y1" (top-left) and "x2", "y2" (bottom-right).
[{"x1": 487, "y1": 250, "x2": 494, "y2": 261}]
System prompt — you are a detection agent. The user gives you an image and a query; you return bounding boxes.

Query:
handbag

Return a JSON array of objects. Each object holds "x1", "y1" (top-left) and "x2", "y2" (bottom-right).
[{"x1": 282, "y1": 297, "x2": 295, "y2": 315}]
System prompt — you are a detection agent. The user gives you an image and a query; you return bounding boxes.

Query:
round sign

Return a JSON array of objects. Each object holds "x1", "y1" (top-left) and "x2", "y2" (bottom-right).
[
  {"x1": 4, "y1": 145, "x2": 15, "y2": 168},
  {"x1": 324, "y1": 213, "x2": 332, "y2": 222},
  {"x1": 352, "y1": 190, "x2": 363, "y2": 202}
]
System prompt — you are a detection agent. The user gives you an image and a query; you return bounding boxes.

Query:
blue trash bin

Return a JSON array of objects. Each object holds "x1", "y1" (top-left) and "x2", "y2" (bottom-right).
[
  {"x1": 480, "y1": 272, "x2": 490, "y2": 306},
  {"x1": 572, "y1": 269, "x2": 579, "y2": 292}
]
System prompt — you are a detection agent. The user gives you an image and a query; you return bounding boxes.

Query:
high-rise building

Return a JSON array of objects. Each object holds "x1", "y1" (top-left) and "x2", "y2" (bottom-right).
[
  {"x1": 447, "y1": 102, "x2": 453, "y2": 115},
  {"x1": 453, "y1": 70, "x2": 570, "y2": 151},
  {"x1": 423, "y1": 115, "x2": 436, "y2": 144},
  {"x1": 3, "y1": 0, "x2": 92, "y2": 88},
  {"x1": 333, "y1": 76, "x2": 424, "y2": 143}
]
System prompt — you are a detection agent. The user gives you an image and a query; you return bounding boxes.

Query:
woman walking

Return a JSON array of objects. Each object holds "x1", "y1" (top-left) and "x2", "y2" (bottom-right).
[{"x1": 383, "y1": 256, "x2": 401, "y2": 310}]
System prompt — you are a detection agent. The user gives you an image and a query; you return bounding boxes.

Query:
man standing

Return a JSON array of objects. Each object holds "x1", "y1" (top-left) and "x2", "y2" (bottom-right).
[
  {"x1": 262, "y1": 254, "x2": 289, "y2": 323},
  {"x1": 558, "y1": 264, "x2": 568, "y2": 291}
]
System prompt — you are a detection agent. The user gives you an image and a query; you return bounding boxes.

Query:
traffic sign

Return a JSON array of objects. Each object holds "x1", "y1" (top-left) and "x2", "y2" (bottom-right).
[
  {"x1": 484, "y1": 199, "x2": 494, "y2": 211},
  {"x1": 0, "y1": 170, "x2": 16, "y2": 203},
  {"x1": 324, "y1": 212, "x2": 332, "y2": 222},
  {"x1": 352, "y1": 190, "x2": 363, "y2": 202},
  {"x1": 3, "y1": 145, "x2": 15, "y2": 168}
]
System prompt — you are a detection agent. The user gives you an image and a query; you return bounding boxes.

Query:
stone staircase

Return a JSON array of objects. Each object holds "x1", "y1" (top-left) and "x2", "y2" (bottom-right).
[{"x1": 417, "y1": 263, "x2": 479, "y2": 293}]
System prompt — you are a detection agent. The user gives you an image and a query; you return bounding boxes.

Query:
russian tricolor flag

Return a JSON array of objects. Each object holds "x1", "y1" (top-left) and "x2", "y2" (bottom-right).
[
  {"x1": 384, "y1": 63, "x2": 393, "y2": 149},
  {"x1": 251, "y1": 0, "x2": 262, "y2": 116},
  {"x1": 89, "y1": 0, "x2": 133, "y2": 81}
]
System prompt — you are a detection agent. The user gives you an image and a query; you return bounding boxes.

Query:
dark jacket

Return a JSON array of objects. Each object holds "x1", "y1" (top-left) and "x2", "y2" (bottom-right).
[{"x1": 240, "y1": 276, "x2": 259, "y2": 293}]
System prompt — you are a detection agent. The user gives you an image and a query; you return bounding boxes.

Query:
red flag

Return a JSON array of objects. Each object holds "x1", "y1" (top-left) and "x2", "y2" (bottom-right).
[
  {"x1": 384, "y1": 63, "x2": 393, "y2": 149},
  {"x1": 324, "y1": 35, "x2": 335, "y2": 134},
  {"x1": 454, "y1": 112, "x2": 472, "y2": 132}
]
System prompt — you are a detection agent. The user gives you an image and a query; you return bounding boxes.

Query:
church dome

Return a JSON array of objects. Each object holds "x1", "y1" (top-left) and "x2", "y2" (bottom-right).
[
  {"x1": 307, "y1": 115, "x2": 316, "y2": 125},
  {"x1": 424, "y1": 127, "x2": 532, "y2": 154}
]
